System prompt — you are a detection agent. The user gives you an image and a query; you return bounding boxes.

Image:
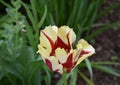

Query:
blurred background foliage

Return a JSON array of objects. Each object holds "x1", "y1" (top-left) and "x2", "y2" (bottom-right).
[{"x1": 0, "y1": 0, "x2": 120, "y2": 85}]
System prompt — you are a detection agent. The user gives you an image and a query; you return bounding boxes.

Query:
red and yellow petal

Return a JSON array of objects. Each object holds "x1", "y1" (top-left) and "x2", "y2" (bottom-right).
[
  {"x1": 68, "y1": 29, "x2": 76, "y2": 46},
  {"x1": 45, "y1": 56, "x2": 63, "y2": 74},
  {"x1": 55, "y1": 48, "x2": 68, "y2": 64},
  {"x1": 42, "y1": 26, "x2": 58, "y2": 43},
  {"x1": 58, "y1": 26, "x2": 76, "y2": 46},
  {"x1": 75, "y1": 39, "x2": 95, "y2": 65},
  {"x1": 40, "y1": 26, "x2": 58, "y2": 56},
  {"x1": 38, "y1": 32, "x2": 52, "y2": 56},
  {"x1": 58, "y1": 26, "x2": 70, "y2": 45}
]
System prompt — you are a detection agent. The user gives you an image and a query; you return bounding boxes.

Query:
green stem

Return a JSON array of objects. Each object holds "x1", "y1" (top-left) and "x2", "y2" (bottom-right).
[{"x1": 63, "y1": 70, "x2": 67, "y2": 85}]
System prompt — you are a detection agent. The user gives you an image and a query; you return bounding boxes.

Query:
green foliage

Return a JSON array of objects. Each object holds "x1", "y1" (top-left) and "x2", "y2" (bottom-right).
[{"x1": 0, "y1": 0, "x2": 120, "y2": 85}]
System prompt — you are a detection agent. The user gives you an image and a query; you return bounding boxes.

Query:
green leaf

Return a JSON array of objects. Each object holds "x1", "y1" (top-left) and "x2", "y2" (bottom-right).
[
  {"x1": 37, "y1": 5, "x2": 47, "y2": 29},
  {"x1": 92, "y1": 64, "x2": 120, "y2": 77},
  {"x1": 86, "y1": 21, "x2": 120, "y2": 40},
  {"x1": 85, "y1": 58, "x2": 93, "y2": 80},
  {"x1": 91, "y1": 61, "x2": 120, "y2": 66},
  {"x1": 30, "y1": 0, "x2": 38, "y2": 22},
  {"x1": 21, "y1": 1, "x2": 36, "y2": 30},
  {"x1": 78, "y1": 71, "x2": 94, "y2": 85},
  {"x1": 56, "y1": 73, "x2": 70, "y2": 85},
  {"x1": 69, "y1": 69, "x2": 77, "y2": 85}
]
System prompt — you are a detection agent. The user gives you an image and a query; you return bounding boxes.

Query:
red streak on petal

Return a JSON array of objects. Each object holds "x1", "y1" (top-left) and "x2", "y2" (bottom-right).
[
  {"x1": 80, "y1": 50, "x2": 90, "y2": 55},
  {"x1": 45, "y1": 59, "x2": 53, "y2": 70},
  {"x1": 75, "y1": 50, "x2": 90, "y2": 62},
  {"x1": 55, "y1": 37, "x2": 71, "y2": 52},
  {"x1": 62, "y1": 54, "x2": 74, "y2": 73},
  {"x1": 55, "y1": 30, "x2": 72, "y2": 52},
  {"x1": 41, "y1": 31, "x2": 55, "y2": 56},
  {"x1": 74, "y1": 50, "x2": 90, "y2": 66}
]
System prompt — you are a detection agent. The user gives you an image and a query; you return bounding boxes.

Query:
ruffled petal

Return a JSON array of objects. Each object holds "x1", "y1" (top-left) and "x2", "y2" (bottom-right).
[
  {"x1": 58, "y1": 26, "x2": 70, "y2": 45},
  {"x1": 39, "y1": 32, "x2": 52, "y2": 55},
  {"x1": 40, "y1": 26, "x2": 58, "y2": 56},
  {"x1": 62, "y1": 53, "x2": 74, "y2": 73},
  {"x1": 42, "y1": 26, "x2": 58, "y2": 43},
  {"x1": 45, "y1": 56, "x2": 63, "y2": 74},
  {"x1": 75, "y1": 39, "x2": 95, "y2": 65},
  {"x1": 55, "y1": 48, "x2": 68, "y2": 64},
  {"x1": 37, "y1": 44, "x2": 50, "y2": 58},
  {"x1": 56, "y1": 26, "x2": 76, "y2": 52},
  {"x1": 68, "y1": 29, "x2": 76, "y2": 45}
]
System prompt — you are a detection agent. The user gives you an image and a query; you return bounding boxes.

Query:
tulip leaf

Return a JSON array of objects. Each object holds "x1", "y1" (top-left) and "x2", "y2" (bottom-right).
[
  {"x1": 37, "y1": 5, "x2": 47, "y2": 29},
  {"x1": 57, "y1": 74, "x2": 70, "y2": 85},
  {"x1": 85, "y1": 58, "x2": 93, "y2": 80},
  {"x1": 69, "y1": 69, "x2": 77, "y2": 85},
  {"x1": 78, "y1": 71, "x2": 94, "y2": 85},
  {"x1": 92, "y1": 64, "x2": 120, "y2": 77},
  {"x1": 91, "y1": 61, "x2": 120, "y2": 66},
  {"x1": 86, "y1": 21, "x2": 120, "y2": 40}
]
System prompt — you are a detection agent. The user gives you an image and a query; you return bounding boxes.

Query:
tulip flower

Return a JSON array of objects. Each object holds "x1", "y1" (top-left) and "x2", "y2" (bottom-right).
[{"x1": 37, "y1": 26, "x2": 95, "y2": 74}]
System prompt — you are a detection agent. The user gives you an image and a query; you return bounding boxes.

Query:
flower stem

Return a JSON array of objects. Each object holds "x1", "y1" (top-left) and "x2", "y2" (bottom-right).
[{"x1": 63, "y1": 70, "x2": 67, "y2": 85}]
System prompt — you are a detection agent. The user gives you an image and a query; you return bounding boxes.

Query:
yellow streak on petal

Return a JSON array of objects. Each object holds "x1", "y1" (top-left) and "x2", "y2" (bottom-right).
[{"x1": 55, "y1": 48, "x2": 68, "y2": 64}]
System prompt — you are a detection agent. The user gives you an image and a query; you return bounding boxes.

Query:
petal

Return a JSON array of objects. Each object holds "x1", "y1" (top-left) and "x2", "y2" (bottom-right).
[
  {"x1": 55, "y1": 48, "x2": 75, "y2": 73},
  {"x1": 42, "y1": 26, "x2": 58, "y2": 43},
  {"x1": 58, "y1": 26, "x2": 71, "y2": 45},
  {"x1": 77, "y1": 39, "x2": 95, "y2": 53},
  {"x1": 62, "y1": 53, "x2": 74, "y2": 73},
  {"x1": 75, "y1": 39, "x2": 95, "y2": 65},
  {"x1": 37, "y1": 44, "x2": 50, "y2": 58},
  {"x1": 55, "y1": 48, "x2": 68, "y2": 64},
  {"x1": 39, "y1": 32, "x2": 52, "y2": 56},
  {"x1": 40, "y1": 26, "x2": 58, "y2": 56},
  {"x1": 56, "y1": 26, "x2": 75, "y2": 51},
  {"x1": 68, "y1": 29, "x2": 76, "y2": 45},
  {"x1": 45, "y1": 56, "x2": 63, "y2": 74}
]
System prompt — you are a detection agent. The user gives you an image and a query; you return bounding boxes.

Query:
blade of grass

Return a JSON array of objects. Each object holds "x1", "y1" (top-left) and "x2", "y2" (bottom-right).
[
  {"x1": 30, "y1": 0, "x2": 38, "y2": 22},
  {"x1": 20, "y1": 1, "x2": 36, "y2": 30},
  {"x1": 78, "y1": 71, "x2": 94, "y2": 85},
  {"x1": 25, "y1": 22, "x2": 36, "y2": 52},
  {"x1": 53, "y1": 0, "x2": 59, "y2": 25},
  {"x1": 69, "y1": 68, "x2": 77, "y2": 85},
  {"x1": 0, "y1": 0, "x2": 12, "y2": 8},
  {"x1": 37, "y1": 5, "x2": 47, "y2": 29},
  {"x1": 56, "y1": 74, "x2": 70, "y2": 85},
  {"x1": 85, "y1": 58, "x2": 93, "y2": 80},
  {"x1": 74, "y1": 0, "x2": 84, "y2": 25},
  {"x1": 86, "y1": 21, "x2": 120, "y2": 40},
  {"x1": 92, "y1": 64, "x2": 120, "y2": 77},
  {"x1": 91, "y1": 61, "x2": 120, "y2": 66},
  {"x1": 67, "y1": 0, "x2": 78, "y2": 26}
]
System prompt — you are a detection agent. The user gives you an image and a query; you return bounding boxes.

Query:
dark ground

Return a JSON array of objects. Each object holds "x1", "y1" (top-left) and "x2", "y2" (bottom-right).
[{"x1": 78, "y1": 0, "x2": 120, "y2": 85}]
